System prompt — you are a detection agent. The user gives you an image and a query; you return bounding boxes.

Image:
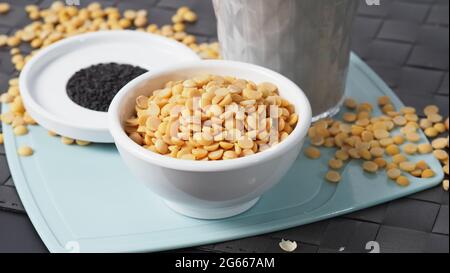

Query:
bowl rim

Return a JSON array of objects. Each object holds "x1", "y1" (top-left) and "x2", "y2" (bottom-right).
[{"x1": 108, "y1": 60, "x2": 312, "y2": 172}]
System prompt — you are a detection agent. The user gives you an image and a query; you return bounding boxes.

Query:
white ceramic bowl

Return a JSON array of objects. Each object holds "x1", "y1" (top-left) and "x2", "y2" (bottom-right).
[{"x1": 108, "y1": 60, "x2": 312, "y2": 219}]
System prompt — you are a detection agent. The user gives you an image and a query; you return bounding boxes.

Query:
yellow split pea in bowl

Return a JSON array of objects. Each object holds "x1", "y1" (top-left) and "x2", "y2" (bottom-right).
[
  {"x1": 124, "y1": 75, "x2": 300, "y2": 160},
  {"x1": 108, "y1": 60, "x2": 312, "y2": 219}
]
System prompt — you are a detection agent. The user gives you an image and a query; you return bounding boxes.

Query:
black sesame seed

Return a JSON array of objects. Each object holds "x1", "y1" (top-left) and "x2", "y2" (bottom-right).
[{"x1": 66, "y1": 63, "x2": 148, "y2": 112}]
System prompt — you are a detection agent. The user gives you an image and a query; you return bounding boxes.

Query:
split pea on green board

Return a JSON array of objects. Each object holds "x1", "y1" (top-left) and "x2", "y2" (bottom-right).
[{"x1": 306, "y1": 97, "x2": 449, "y2": 190}]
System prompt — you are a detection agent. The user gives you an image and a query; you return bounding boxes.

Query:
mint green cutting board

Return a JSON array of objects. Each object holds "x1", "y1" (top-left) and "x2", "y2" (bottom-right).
[{"x1": 3, "y1": 54, "x2": 444, "y2": 253}]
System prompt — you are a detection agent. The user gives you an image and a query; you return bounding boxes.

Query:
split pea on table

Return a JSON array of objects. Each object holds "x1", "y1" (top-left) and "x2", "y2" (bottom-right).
[
  {"x1": 0, "y1": 2, "x2": 220, "y2": 152},
  {"x1": 0, "y1": 1, "x2": 448, "y2": 193},
  {"x1": 303, "y1": 96, "x2": 449, "y2": 188},
  {"x1": 66, "y1": 63, "x2": 148, "y2": 112},
  {"x1": 124, "y1": 74, "x2": 299, "y2": 161}
]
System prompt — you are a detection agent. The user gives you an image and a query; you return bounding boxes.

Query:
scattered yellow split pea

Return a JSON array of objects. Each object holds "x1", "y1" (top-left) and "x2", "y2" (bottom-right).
[
  {"x1": 61, "y1": 136, "x2": 74, "y2": 145},
  {"x1": 417, "y1": 143, "x2": 433, "y2": 154},
  {"x1": 420, "y1": 119, "x2": 433, "y2": 129},
  {"x1": 424, "y1": 127, "x2": 439, "y2": 138},
  {"x1": 428, "y1": 113, "x2": 443, "y2": 123},
  {"x1": 342, "y1": 112, "x2": 356, "y2": 122},
  {"x1": 399, "y1": 161, "x2": 416, "y2": 172},
  {"x1": 434, "y1": 123, "x2": 446, "y2": 133},
  {"x1": 392, "y1": 154, "x2": 408, "y2": 164},
  {"x1": 0, "y1": 2, "x2": 10, "y2": 14},
  {"x1": 17, "y1": 145, "x2": 33, "y2": 157},
  {"x1": 374, "y1": 157, "x2": 387, "y2": 169},
  {"x1": 403, "y1": 143, "x2": 418, "y2": 155},
  {"x1": 344, "y1": 98, "x2": 357, "y2": 109},
  {"x1": 279, "y1": 239, "x2": 297, "y2": 252},
  {"x1": 411, "y1": 169, "x2": 423, "y2": 177},
  {"x1": 328, "y1": 158, "x2": 344, "y2": 170},
  {"x1": 335, "y1": 149, "x2": 349, "y2": 161},
  {"x1": 421, "y1": 169, "x2": 435, "y2": 178},
  {"x1": 76, "y1": 140, "x2": 91, "y2": 146},
  {"x1": 362, "y1": 161, "x2": 379, "y2": 173},
  {"x1": 13, "y1": 125, "x2": 28, "y2": 136},
  {"x1": 432, "y1": 138, "x2": 448, "y2": 150},
  {"x1": 370, "y1": 147, "x2": 385, "y2": 158},
  {"x1": 377, "y1": 96, "x2": 391, "y2": 106},
  {"x1": 393, "y1": 135, "x2": 405, "y2": 145},
  {"x1": 443, "y1": 180, "x2": 449, "y2": 192},
  {"x1": 386, "y1": 144, "x2": 400, "y2": 156},
  {"x1": 433, "y1": 149, "x2": 449, "y2": 162},
  {"x1": 415, "y1": 160, "x2": 429, "y2": 171},
  {"x1": 424, "y1": 105, "x2": 439, "y2": 116},
  {"x1": 386, "y1": 162, "x2": 398, "y2": 170}
]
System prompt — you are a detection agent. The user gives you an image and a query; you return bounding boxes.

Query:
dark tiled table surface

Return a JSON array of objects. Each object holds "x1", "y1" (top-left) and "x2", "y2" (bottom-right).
[{"x1": 0, "y1": 0, "x2": 448, "y2": 253}]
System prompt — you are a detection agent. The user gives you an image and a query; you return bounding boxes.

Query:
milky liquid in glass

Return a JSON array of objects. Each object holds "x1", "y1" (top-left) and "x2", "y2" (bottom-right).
[{"x1": 213, "y1": 0, "x2": 359, "y2": 121}]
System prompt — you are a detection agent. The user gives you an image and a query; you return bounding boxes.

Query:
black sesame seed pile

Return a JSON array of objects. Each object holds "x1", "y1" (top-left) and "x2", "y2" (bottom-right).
[{"x1": 66, "y1": 63, "x2": 148, "y2": 112}]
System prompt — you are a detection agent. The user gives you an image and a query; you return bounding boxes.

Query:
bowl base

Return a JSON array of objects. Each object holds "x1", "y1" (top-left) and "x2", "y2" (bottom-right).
[{"x1": 164, "y1": 198, "x2": 260, "y2": 220}]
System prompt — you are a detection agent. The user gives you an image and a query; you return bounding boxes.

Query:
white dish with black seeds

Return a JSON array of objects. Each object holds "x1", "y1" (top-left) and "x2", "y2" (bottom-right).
[{"x1": 19, "y1": 30, "x2": 200, "y2": 143}]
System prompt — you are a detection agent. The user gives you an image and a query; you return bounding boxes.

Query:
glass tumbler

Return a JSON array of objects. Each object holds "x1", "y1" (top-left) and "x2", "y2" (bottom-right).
[{"x1": 213, "y1": 0, "x2": 359, "y2": 121}]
